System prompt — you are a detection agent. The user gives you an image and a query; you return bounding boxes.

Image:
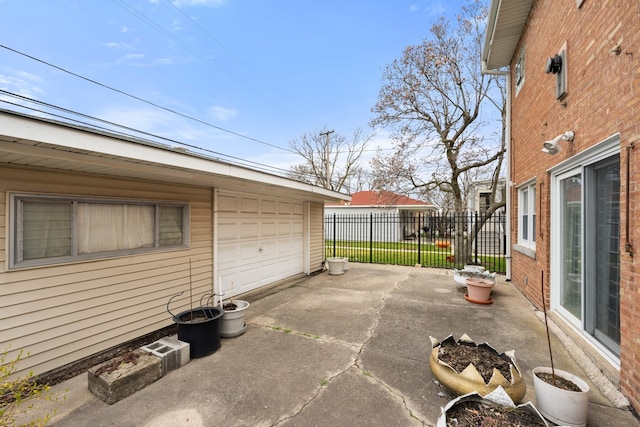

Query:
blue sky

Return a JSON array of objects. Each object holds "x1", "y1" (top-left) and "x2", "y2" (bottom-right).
[{"x1": 0, "y1": 0, "x2": 469, "y2": 174}]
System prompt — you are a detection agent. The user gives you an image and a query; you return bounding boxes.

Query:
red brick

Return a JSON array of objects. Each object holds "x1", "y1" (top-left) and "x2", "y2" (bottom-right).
[{"x1": 506, "y1": 0, "x2": 640, "y2": 412}]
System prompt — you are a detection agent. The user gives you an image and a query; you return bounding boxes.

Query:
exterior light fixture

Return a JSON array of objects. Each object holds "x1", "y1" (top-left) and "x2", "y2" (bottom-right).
[{"x1": 542, "y1": 130, "x2": 574, "y2": 155}]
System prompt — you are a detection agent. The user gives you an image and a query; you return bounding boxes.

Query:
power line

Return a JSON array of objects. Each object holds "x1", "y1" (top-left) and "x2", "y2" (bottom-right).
[
  {"x1": 0, "y1": 44, "x2": 295, "y2": 153},
  {"x1": 162, "y1": 0, "x2": 262, "y2": 80},
  {"x1": 0, "y1": 91, "x2": 299, "y2": 177}
]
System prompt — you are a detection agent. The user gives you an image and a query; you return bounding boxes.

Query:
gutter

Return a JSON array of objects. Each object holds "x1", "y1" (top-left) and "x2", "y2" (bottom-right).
[{"x1": 481, "y1": 64, "x2": 512, "y2": 281}]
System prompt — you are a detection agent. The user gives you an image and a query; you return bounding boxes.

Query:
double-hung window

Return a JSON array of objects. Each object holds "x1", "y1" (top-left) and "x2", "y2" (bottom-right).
[
  {"x1": 517, "y1": 181, "x2": 536, "y2": 252},
  {"x1": 10, "y1": 194, "x2": 189, "y2": 268}
]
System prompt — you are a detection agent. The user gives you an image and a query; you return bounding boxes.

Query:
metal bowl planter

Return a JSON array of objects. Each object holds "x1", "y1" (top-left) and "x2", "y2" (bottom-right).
[{"x1": 429, "y1": 334, "x2": 526, "y2": 403}]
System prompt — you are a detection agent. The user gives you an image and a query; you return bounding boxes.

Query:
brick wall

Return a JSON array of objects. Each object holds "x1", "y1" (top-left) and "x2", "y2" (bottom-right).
[{"x1": 508, "y1": 0, "x2": 640, "y2": 411}]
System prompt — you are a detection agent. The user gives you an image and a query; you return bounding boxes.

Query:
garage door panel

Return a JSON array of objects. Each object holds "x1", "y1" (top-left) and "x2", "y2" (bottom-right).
[
  {"x1": 241, "y1": 197, "x2": 259, "y2": 213},
  {"x1": 261, "y1": 221, "x2": 277, "y2": 237},
  {"x1": 218, "y1": 194, "x2": 238, "y2": 212},
  {"x1": 217, "y1": 193, "x2": 304, "y2": 297},
  {"x1": 240, "y1": 221, "x2": 259, "y2": 239},
  {"x1": 262, "y1": 199, "x2": 276, "y2": 214}
]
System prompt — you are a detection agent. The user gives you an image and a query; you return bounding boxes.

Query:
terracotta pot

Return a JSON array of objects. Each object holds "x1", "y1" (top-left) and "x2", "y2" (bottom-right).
[{"x1": 465, "y1": 278, "x2": 494, "y2": 302}]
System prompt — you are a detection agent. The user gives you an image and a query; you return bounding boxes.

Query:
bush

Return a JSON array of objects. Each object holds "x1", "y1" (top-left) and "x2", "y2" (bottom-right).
[{"x1": 1, "y1": 348, "x2": 54, "y2": 427}]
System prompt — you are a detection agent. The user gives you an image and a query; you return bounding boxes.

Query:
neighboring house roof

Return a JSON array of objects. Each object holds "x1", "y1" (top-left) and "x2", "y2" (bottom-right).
[
  {"x1": 326, "y1": 190, "x2": 436, "y2": 210},
  {"x1": 482, "y1": 0, "x2": 534, "y2": 70},
  {"x1": 0, "y1": 109, "x2": 349, "y2": 203}
]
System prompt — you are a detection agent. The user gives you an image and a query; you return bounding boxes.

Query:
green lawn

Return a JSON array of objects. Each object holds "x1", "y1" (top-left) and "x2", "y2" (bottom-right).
[{"x1": 325, "y1": 241, "x2": 506, "y2": 273}]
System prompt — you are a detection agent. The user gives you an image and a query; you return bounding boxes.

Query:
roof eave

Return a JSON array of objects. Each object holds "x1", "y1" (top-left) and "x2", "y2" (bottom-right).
[
  {"x1": 482, "y1": 0, "x2": 534, "y2": 72},
  {"x1": 0, "y1": 110, "x2": 350, "y2": 203}
]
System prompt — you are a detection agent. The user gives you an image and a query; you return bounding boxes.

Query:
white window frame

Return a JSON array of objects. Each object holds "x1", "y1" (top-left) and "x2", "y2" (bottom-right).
[
  {"x1": 549, "y1": 133, "x2": 621, "y2": 367},
  {"x1": 9, "y1": 193, "x2": 190, "y2": 269},
  {"x1": 516, "y1": 180, "x2": 536, "y2": 256},
  {"x1": 515, "y1": 47, "x2": 525, "y2": 96}
]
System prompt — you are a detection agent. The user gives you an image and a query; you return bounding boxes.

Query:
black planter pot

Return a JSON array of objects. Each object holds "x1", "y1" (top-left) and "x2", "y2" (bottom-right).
[{"x1": 173, "y1": 307, "x2": 223, "y2": 358}]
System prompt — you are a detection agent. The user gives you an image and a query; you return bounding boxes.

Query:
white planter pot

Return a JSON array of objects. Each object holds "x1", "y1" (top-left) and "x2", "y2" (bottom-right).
[
  {"x1": 326, "y1": 257, "x2": 346, "y2": 275},
  {"x1": 532, "y1": 367, "x2": 590, "y2": 427},
  {"x1": 220, "y1": 300, "x2": 250, "y2": 338}
]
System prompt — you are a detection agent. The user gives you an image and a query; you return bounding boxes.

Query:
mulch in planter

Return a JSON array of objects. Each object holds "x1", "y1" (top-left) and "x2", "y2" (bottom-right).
[
  {"x1": 535, "y1": 371, "x2": 582, "y2": 392},
  {"x1": 438, "y1": 340, "x2": 513, "y2": 383},
  {"x1": 445, "y1": 399, "x2": 547, "y2": 426}
]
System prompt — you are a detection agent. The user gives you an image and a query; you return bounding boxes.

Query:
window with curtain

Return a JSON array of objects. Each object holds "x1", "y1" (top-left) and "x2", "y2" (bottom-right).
[{"x1": 11, "y1": 194, "x2": 189, "y2": 268}]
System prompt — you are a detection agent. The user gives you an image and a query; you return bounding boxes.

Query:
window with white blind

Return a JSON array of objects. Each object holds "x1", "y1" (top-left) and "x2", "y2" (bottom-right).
[
  {"x1": 517, "y1": 181, "x2": 536, "y2": 250},
  {"x1": 10, "y1": 194, "x2": 189, "y2": 268}
]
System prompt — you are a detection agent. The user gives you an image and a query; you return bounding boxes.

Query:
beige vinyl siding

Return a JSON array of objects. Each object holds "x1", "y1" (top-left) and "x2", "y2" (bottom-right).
[
  {"x1": 309, "y1": 201, "x2": 324, "y2": 272},
  {"x1": 0, "y1": 165, "x2": 213, "y2": 378}
]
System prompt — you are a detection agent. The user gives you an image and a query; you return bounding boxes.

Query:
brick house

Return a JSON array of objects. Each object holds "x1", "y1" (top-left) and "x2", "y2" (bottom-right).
[{"x1": 483, "y1": 0, "x2": 639, "y2": 412}]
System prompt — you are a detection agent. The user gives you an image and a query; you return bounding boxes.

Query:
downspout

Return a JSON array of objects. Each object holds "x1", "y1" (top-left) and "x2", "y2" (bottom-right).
[
  {"x1": 482, "y1": 62, "x2": 512, "y2": 281},
  {"x1": 212, "y1": 188, "x2": 219, "y2": 297}
]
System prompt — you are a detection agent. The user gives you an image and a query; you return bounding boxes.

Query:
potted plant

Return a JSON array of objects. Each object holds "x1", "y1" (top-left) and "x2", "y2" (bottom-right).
[
  {"x1": 168, "y1": 295, "x2": 223, "y2": 358},
  {"x1": 437, "y1": 386, "x2": 548, "y2": 427},
  {"x1": 166, "y1": 260, "x2": 223, "y2": 358},
  {"x1": 452, "y1": 268, "x2": 495, "y2": 290},
  {"x1": 533, "y1": 271, "x2": 590, "y2": 427},
  {"x1": 326, "y1": 257, "x2": 347, "y2": 275},
  {"x1": 464, "y1": 277, "x2": 494, "y2": 304},
  {"x1": 220, "y1": 298, "x2": 250, "y2": 338},
  {"x1": 215, "y1": 280, "x2": 250, "y2": 338},
  {"x1": 429, "y1": 334, "x2": 526, "y2": 404}
]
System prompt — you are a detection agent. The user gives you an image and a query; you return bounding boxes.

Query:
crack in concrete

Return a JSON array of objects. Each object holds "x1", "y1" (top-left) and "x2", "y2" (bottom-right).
[{"x1": 270, "y1": 269, "x2": 428, "y2": 426}]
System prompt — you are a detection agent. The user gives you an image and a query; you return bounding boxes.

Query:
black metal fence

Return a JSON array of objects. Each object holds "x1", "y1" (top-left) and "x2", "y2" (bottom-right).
[{"x1": 324, "y1": 211, "x2": 506, "y2": 273}]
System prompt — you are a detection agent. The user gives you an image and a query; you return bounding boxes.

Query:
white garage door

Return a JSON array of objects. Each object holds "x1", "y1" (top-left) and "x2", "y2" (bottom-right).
[{"x1": 216, "y1": 191, "x2": 305, "y2": 296}]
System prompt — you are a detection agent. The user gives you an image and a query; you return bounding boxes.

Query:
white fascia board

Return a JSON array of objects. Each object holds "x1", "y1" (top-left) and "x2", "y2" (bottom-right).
[{"x1": 0, "y1": 111, "x2": 350, "y2": 202}]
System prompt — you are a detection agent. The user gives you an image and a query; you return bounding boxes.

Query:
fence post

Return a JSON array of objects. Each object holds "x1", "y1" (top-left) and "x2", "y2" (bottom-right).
[
  {"x1": 332, "y1": 213, "x2": 336, "y2": 257},
  {"x1": 369, "y1": 213, "x2": 373, "y2": 263},
  {"x1": 417, "y1": 212, "x2": 422, "y2": 265},
  {"x1": 474, "y1": 211, "x2": 479, "y2": 264}
]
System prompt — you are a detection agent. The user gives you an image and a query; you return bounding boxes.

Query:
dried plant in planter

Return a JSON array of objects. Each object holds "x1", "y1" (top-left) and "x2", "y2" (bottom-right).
[
  {"x1": 437, "y1": 386, "x2": 548, "y2": 427},
  {"x1": 429, "y1": 334, "x2": 526, "y2": 403}
]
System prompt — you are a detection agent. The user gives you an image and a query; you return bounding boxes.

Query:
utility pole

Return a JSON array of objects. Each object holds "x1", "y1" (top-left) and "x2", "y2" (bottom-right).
[{"x1": 319, "y1": 129, "x2": 334, "y2": 189}]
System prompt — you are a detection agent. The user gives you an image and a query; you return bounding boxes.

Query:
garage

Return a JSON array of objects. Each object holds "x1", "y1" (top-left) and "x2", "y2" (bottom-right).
[{"x1": 216, "y1": 191, "x2": 306, "y2": 296}]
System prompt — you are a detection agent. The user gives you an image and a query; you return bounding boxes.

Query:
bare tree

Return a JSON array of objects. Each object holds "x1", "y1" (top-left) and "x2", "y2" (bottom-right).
[
  {"x1": 369, "y1": 0, "x2": 506, "y2": 263},
  {"x1": 287, "y1": 127, "x2": 372, "y2": 192}
]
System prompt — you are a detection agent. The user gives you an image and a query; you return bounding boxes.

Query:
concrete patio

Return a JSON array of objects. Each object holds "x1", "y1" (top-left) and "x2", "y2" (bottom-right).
[{"x1": 17, "y1": 264, "x2": 638, "y2": 426}]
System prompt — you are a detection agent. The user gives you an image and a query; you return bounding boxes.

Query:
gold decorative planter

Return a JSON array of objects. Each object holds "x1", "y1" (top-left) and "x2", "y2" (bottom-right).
[{"x1": 429, "y1": 334, "x2": 526, "y2": 403}]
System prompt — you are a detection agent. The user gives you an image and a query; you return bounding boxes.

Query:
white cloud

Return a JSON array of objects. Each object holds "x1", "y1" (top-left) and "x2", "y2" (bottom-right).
[
  {"x1": 207, "y1": 105, "x2": 237, "y2": 121},
  {"x1": 103, "y1": 42, "x2": 120, "y2": 48},
  {"x1": 96, "y1": 106, "x2": 237, "y2": 148},
  {"x1": 0, "y1": 69, "x2": 45, "y2": 100},
  {"x1": 123, "y1": 53, "x2": 145, "y2": 61}
]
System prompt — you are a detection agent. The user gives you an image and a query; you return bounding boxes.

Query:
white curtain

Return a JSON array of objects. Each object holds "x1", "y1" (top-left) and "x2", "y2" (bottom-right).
[
  {"x1": 78, "y1": 203, "x2": 154, "y2": 254},
  {"x1": 22, "y1": 201, "x2": 72, "y2": 259},
  {"x1": 159, "y1": 205, "x2": 183, "y2": 246}
]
